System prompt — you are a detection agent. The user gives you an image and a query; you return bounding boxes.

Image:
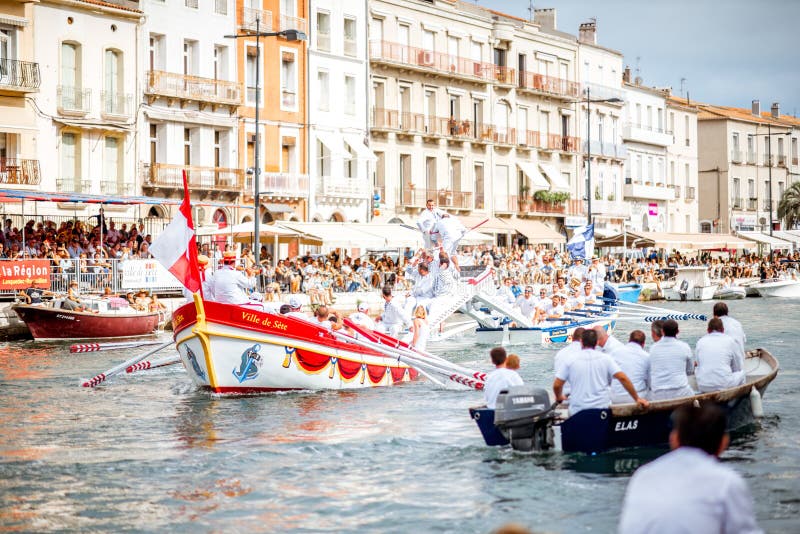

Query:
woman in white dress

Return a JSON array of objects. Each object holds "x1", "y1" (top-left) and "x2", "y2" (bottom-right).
[{"x1": 410, "y1": 305, "x2": 430, "y2": 352}]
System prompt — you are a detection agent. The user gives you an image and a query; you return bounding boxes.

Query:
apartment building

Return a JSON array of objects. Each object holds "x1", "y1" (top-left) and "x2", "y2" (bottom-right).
[
  {"x1": 235, "y1": 0, "x2": 308, "y2": 224},
  {"x1": 368, "y1": 0, "x2": 584, "y2": 241},
  {"x1": 575, "y1": 20, "x2": 626, "y2": 234},
  {"x1": 665, "y1": 96, "x2": 699, "y2": 232},
  {"x1": 686, "y1": 99, "x2": 798, "y2": 234},
  {"x1": 32, "y1": 0, "x2": 140, "y2": 219},
  {"x1": 0, "y1": 0, "x2": 40, "y2": 205},
  {"x1": 308, "y1": 0, "x2": 371, "y2": 222},
  {"x1": 141, "y1": 0, "x2": 241, "y2": 227}
]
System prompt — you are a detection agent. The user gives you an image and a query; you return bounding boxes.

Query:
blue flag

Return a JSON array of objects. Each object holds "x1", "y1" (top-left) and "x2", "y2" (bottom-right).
[{"x1": 566, "y1": 224, "x2": 595, "y2": 260}]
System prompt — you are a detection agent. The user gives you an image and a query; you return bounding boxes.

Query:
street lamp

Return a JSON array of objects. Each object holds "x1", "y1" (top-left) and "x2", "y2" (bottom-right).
[
  {"x1": 584, "y1": 87, "x2": 622, "y2": 226},
  {"x1": 225, "y1": 19, "x2": 307, "y2": 270}
]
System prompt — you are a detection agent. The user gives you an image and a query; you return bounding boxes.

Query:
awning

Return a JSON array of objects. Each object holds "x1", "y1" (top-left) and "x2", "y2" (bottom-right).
[
  {"x1": 0, "y1": 15, "x2": 28, "y2": 26},
  {"x1": 516, "y1": 161, "x2": 550, "y2": 192},
  {"x1": 596, "y1": 231, "x2": 757, "y2": 250},
  {"x1": 458, "y1": 215, "x2": 510, "y2": 234},
  {"x1": 460, "y1": 230, "x2": 494, "y2": 245},
  {"x1": 316, "y1": 131, "x2": 352, "y2": 160},
  {"x1": 501, "y1": 218, "x2": 566, "y2": 244},
  {"x1": 0, "y1": 188, "x2": 239, "y2": 208},
  {"x1": 360, "y1": 223, "x2": 423, "y2": 248},
  {"x1": 202, "y1": 221, "x2": 322, "y2": 246},
  {"x1": 538, "y1": 162, "x2": 571, "y2": 192},
  {"x1": 737, "y1": 231, "x2": 793, "y2": 250},
  {"x1": 143, "y1": 106, "x2": 238, "y2": 128},
  {"x1": 771, "y1": 231, "x2": 800, "y2": 247},
  {"x1": 55, "y1": 119, "x2": 134, "y2": 133},
  {"x1": 343, "y1": 134, "x2": 377, "y2": 162},
  {"x1": 262, "y1": 202, "x2": 295, "y2": 214},
  {"x1": 280, "y1": 222, "x2": 384, "y2": 249}
]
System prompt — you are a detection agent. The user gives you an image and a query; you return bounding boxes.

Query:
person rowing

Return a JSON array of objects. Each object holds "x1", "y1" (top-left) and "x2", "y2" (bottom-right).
[{"x1": 694, "y1": 318, "x2": 745, "y2": 393}]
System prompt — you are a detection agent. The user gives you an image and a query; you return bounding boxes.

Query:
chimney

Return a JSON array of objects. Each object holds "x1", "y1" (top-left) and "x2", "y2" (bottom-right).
[
  {"x1": 771, "y1": 102, "x2": 780, "y2": 119},
  {"x1": 578, "y1": 20, "x2": 597, "y2": 45},
  {"x1": 534, "y1": 8, "x2": 556, "y2": 31},
  {"x1": 634, "y1": 76, "x2": 643, "y2": 86},
  {"x1": 622, "y1": 66, "x2": 631, "y2": 83},
  {"x1": 752, "y1": 100, "x2": 760, "y2": 116}
]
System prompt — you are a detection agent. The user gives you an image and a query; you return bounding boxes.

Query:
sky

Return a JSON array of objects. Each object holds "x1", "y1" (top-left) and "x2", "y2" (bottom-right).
[{"x1": 486, "y1": 0, "x2": 800, "y2": 117}]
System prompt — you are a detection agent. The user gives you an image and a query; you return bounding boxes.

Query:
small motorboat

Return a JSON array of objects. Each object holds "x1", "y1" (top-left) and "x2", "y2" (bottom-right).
[
  {"x1": 751, "y1": 278, "x2": 800, "y2": 298},
  {"x1": 470, "y1": 349, "x2": 778, "y2": 454},
  {"x1": 615, "y1": 283, "x2": 642, "y2": 303},
  {"x1": 473, "y1": 313, "x2": 617, "y2": 346},
  {"x1": 12, "y1": 298, "x2": 164, "y2": 341},
  {"x1": 714, "y1": 285, "x2": 746, "y2": 300},
  {"x1": 664, "y1": 267, "x2": 718, "y2": 301}
]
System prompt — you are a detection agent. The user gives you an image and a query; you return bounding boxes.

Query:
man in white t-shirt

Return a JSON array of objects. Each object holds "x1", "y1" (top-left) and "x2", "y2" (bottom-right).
[
  {"x1": 694, "y1": 318, "x2": 745, "y2": 393},
  {"x1": 594, "y1": 324, "x2": 625, "y2": 354},
  {"x1": 713, "y1": 302, "x2": 746, "y2": 360},
  {"x1": 553, "y1": 329, "x2": 648, "y2": 416},
  {"x1": 514, "y1": 286, "x2": 538, "y2": 319},
  {"x1": 483, "y1": 347, "x2": 524, "y2": 409},
  {"x1": 553, "y1": 327, "x2": 586, "y2": 397},
  {"x1": 609, "y1": 330, "x2": 651, "y2": 404},
  {"x1": 348, "y1": 302, "x2": 376, "y2": 330}
]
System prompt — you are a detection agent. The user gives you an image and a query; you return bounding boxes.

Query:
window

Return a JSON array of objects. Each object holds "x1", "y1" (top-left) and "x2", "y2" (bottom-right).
[
  {"x1": 474, "y1": 163, "x2": 484, "y2": 209},
  {"x1": 281, "y1": 0, "x2": 296, "y2": 18},
  {"x1": 213, "y1": 45, "x2": 228, "y2": 81},
  {"x1": 747, "y1": 134, "x2": 755, "y2": 163},
  {"x1": 214, "y1": 0, "x2": 227, "y2": 15},
  {"x1": 792, "y1": 137, "x2": 798, "y2": 164},
  {"x1": 316, "y1": 11, "x2": 330, "y2": 52},
  {"x1": 732, "y1": 132, "x2": 739, "y2": 154},
  {"x1": 61, "y1": 132, "x2": 79, "y2": 185},
  {"x1": 635, "y1": 103, "x2": 642, "y2": 127},
  {"x1": 657, "y1": 108, "x2": 663, "y2": 132},
  {"x1": 684, "y1": 115, "x2": 690, "y2": 146},
  {"x1": 748, "y1": 179, "x2": 755, "y2": 198},
  {"x1": 317, "y1": 70, "x2": 329, "y2": 111},
  {"x1": 422, "y1": 29, "x2": 434, "y2": 52},
  {"x1": 669, "y1": 111, "x2": 675, "y2": 134},
  {"x1": 372, "y1": 80, "x2": 385, "y2": 114},
  {"x1": 213, "y1": 130, "x2": 224, "y2": 167},
  {"x1": 148, "y1": 34, "x2": 164, "y2": 71},
  {"x1": 732, "y1": 177, "x2": 740, "y2": 204},
  {"x1": 1, "y1": 26, "x2": 17, "y2": 64},
  {"x1": 344, "y1": 75, "x2": 355, "y2": 115},
  {"x1": 670, "y1": 160, "x2": 675, "y2": 185},
  {"x1": 103, "y1": 49, "x2": 122, "y2": 115},
  {"x1": 184, "y1": 128, "x2": 192, "y2": 165},
  {"x1": 426, "y1": 156, "x2": 437, "y2": 191},
  {"x1": 246, "y1": 46, "x2": 258, "y2": 104},
  {"x1": 103, "y1": 136, "x2": 121, "y2": 191},
  {"x1": 448, "y1": 36, "x2": 459, "y2": 68},
  {"x1": 183, "y1": 40, "x2": 197, "y2": 76},
  {"x1": 473, "y1": 99, "x2": 483, "y2": 130},
  {"x1": 281, "y1": 50, "x2": 297, "y2": 109},
  {"x1": 343, "y1": 17, "x2": 356, "y2": 57},
  {"x1": 646, "y1": 105, "x2": 652, "y2": 129},
  {"x1": 470, "y1": 40, "x2": 481, "y2": 62},
  {"x1": 60, "y1": 42, "x2": 82, "y2": 110},
  {"x1": 317, "y1": 140, "x2": 329, "y2": 177},
  {"x1": 684, "y1": 163, "x2": 690, "y2": 188},
  {"x1": 149, "y1": 124, "x2": 158, "y2": 166}
]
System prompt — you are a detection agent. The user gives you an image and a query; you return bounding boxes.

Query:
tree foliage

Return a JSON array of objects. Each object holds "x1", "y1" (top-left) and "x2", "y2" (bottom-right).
[{"x1": 778, "y1": 182, "x2": 800, "y2": 229}]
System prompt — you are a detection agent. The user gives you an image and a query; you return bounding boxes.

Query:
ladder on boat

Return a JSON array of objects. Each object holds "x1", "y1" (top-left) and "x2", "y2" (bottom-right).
[
  {"x1": 470, "y1": 291, "x2": 535, "y2": 328},
  {"x1": 426, "y1": 267, "x2": 495, "y2": 331}
]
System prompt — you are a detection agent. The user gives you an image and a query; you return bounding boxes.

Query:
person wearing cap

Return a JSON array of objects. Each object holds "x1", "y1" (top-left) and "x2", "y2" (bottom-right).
[
  {"x1": 212, "y1": 250, "x2": 255, "y2": 305},
  {"x1": 349, "y1": 302, "x2": 376, "y2": 330},
  {"x1": 285, "y1": 296, "x2": 308, "y2": 320},
  {"x1": 568, "y1": 257, "x2": 587, "y2": 282},
  {"x1": 61, "y1": 280, "x2": 85, "y2": 311},
  {"x1": 514, "y1": 286, "x2": 538, "y2": 320}
]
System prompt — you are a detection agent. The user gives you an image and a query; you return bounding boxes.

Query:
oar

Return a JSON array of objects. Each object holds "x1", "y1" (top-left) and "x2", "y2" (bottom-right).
[
  {"x1": 126, "y1": 354, "x2": 182, "y2": 374},
  {"x1": 70, "y1": 340, "x2": 163, "y2": 353},
  {"x1": 81, "y1": 341, "x2": 173, "y2": 387}
]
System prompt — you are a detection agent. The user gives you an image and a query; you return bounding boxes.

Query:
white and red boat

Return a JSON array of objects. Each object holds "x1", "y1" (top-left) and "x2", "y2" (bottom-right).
[{"x1": 172, "y1": 298, "x2": 420, "y2": 395}]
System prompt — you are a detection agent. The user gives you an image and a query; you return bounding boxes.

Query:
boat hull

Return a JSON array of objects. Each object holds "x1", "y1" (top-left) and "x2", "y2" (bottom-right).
[
  {"x1": 714, "y1": 287, "x2": 746, "y2": 300},
  {"x1": 172, "y1": 300, "x2": 418, "y2": 395},
  {"x1": 475, "y1": 316, "x2": 616, "y2": 346},
  {"x1": 752, "y1": 279, "x2": 800, "y2": 298},
  {"x1": 664, "y1": 284, "x2": 718, "y2": 301},
  {"x1": 12, "y1": 304, "x2": 161, "y2": 341},
  {"x1": 616, "y1": 284, "x2": 642, "y2": 303}
]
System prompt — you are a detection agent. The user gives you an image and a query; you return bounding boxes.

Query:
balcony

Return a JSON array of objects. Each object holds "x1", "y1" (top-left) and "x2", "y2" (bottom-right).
[
  {"x1": 623, "y1": 181, "x2": 676, "y2": 201},
  {"x1": 0, "y1": 158, "x2": 41, "y2": 186},
  {"x1": 763, "y1": 154, "x2": 773, "y2": 166},
  {"x1": 747, "y1": 151, "x2": 756, "y2": 164},
  {"x1": 100, "y1": 91, "x2": 132, "y2": 118},
  {"x1": 591, "y1": 199, "x2": 627, "y2": 217},
  {"x1": 57, "y1": 85, "x2": 91, "y2": 115},
  {"x1": 438, "y1": 190, "x2": 473, "y2": 210},
  {"x1": 245, "y1": 172, "x2": 309, "y2": 199},
  {"x1": 793, "y1": 156, "x2": 799, "y2": 167},
  {"x1": 493, "y1": 195, "x2": 519, "y2": 214},
  {"x1": 143, "y1": 163, "x2": 243, "y2": 196},
  {"x1": 544, "y1": 133, "x2": 580, "y2": 153},
  {"x1": 493, "y1": 66, "x2": 516, "y2": 86},
  {"x1": 622, "y1": 122, "x2": 674, "y2": 147},
  {"x1": 582, "y1": 83, "x2": 625, "y2": 102},
  {"x1": 585, "y1": 140, "x2": 628, "y2": 159},
  {"x1": 763, "y1": 199, "x2": 774, "y2": 211},
  {"x1": 732, "y1": 197, "x2": 743, "y2": 209},
  {"x1": 317, "y1": 176, "x2": 370, "y2": 198},
  {"x1": 145, "y1": 71, "x2": 242, "y2": 110},
  {"x1": 730, "y1": 149, "x2": 743, "y2": 163},
  {"x1": 100, "y1": 181, "x2": 134, "y2": 195},
  {"x1": 528, "y1": 199, "x2": 567, "y2": 214},
  {"x1": 369, "y1": 40, "x2": 493, "y2": 83},
  {"x1": 747, "y1": 198, "x2": 757, "y2": 210},
  {"x1": 0, "y1": 59, "x2": 41, "y2": 94},
  {"x1": 777, "y1": 155, "x2": 787, "y2": 167},
  {"x1": 370, "y1": 107, "x2": 512, "y2": 146},
  {"x1": 278, "y1": 14, "x2": 307, "y2": 34},
  {"x1": 673, "y1": 185, "x2": 681, "y2": 198},
  {"x1": 519, "y1": 130, "x2": 540, "y2": 148},
  {"x1": 239, "y1": 7, "x2": 272, "y2": 32},
  {"x1": 517, "y1": 70, "x2": 580, "y2": 100},
  {"x1": 185, "y1": 0, "x2": 197, "y2": 8},
  {"x1": 56, "y1": 178, "x2": 91, "y2": 193},
  {"x1": 685, "y1": 186, "x2": 696, "y2": 200}
]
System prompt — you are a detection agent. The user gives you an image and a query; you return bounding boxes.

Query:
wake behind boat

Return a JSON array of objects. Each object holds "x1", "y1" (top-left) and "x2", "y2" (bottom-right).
[{"x1": 470, "y1": 349, "x2": 778, "y2": 454}]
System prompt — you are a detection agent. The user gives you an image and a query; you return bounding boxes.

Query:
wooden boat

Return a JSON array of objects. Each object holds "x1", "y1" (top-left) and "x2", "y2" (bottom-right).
[
  {"x1": 474, "y1": 313, "x2": 617, "y2": 346},
  {"x1": 12, "y1": 298, "x2": 162, "y2": 341},
  {"x1": 470, "y1": 349, "x2": 778, "y2": 454},
  {"x1": 172, "y1": 297, "x2": 418, "y2": 395},
  {"x1": 664, "y1": 267, "x2": 718, "y2": 301}
]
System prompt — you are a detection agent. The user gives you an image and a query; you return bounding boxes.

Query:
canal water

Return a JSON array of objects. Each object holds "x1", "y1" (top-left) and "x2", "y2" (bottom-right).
[{"x1": 0, "y1": 299, "x2": 798, "y2": 533}]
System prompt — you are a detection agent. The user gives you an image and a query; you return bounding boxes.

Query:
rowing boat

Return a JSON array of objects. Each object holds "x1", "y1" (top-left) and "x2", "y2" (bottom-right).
[{"x1": 474, "y1": 313, "x2": 617, "y2": 346}]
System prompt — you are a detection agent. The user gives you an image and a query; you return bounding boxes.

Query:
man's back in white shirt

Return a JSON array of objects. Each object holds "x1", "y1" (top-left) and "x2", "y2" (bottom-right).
[
  {"x1": 484, "y1": 367, "x2": 524, "y2": 409},
  {"x1": 610, "y1": 342, "x2": 650, "y2": 403},
  {"x1": 555, "y1": 348, "x2": 621, "y2": 415},
  {"x1": 719, "y1": 314, "x2": 746, "y2": 353},
  {"x1": 695, "y1": 331, "x2": 745, "y2": 392},
  {"x1": 649, "y1": 336, "x2": 695, "y2": 398}
]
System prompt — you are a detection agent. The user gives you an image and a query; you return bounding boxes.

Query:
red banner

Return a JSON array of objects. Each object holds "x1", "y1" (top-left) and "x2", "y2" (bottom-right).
[{"x1": 0, "y1": 260, "x2": 51, "y2": 290}]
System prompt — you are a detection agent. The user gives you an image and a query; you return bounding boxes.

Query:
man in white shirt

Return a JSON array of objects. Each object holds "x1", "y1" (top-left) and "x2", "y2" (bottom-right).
[
  {"x1": 713, "y1": 302, "x2": 746, "y2": 355},
  {"x1": 483, "y1": 347, "x2": 524, "y2": 409},
  {"x1": 378, "y1": 285, "x2": 411, "y2": 336},
  {"x1": 619, "y1": 403, "x2": 761, "y2": 534},
  {"x1": 553, "y1": 329, "x2": 648, "y2": 416},
  {"x1": 496, "y1": 277, "x2": 517, "y2": 305},
  {"x1": 417, "y1": 199, "x2": 445, "y2": 249},
  {"x1": 568, "y1": 257, "x2": 587, "y2": 282},
  {"x1": 403, "y1": 262, "x2": 435, "y2": 315},
  {"x1": 514, "y1": 286, "x2": 538, "y2": 319},
  {"x1": 552, "y1": 327, "x2": 586, "y2": 397},
  {"x1": 694, "y1": 318, "x2": 745, "y2": 393},
  {"x1": 435, "y1": 214, "x2": 466, "y2": 257},
  {"x1": 648, "y1": 319, "x2": 696, "y2": 401},
  {"x1": 594, "y1": 324, "x2": 624, "y2": 354},
  {"x1": 609, "y1": 330, "x2": 651, "y2": 404},
  {"x1": 213, "y1": 251, "x2": 255, "y2": 305},
  {"x1": 285, "y1": 296, "x2": 309, "y2": 320},
  {"x1": 349, "y1": 302, "x2": 376, "y2": 330}
]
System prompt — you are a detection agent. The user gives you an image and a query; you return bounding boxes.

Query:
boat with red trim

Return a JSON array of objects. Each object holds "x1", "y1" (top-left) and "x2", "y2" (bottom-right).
[{"x1": 172, "y1": 297, "x2": 419, "y2": 395}]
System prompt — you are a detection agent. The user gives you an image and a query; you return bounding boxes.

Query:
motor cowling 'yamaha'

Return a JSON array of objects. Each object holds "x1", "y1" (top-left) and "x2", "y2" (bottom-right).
[{"x1": 494, "y1": 385, "x2": 557, "y2": 451}]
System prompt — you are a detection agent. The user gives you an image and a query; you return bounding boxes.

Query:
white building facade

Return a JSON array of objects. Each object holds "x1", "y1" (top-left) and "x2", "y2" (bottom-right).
[
  {"x1": 139, "y1": 0, "x2": 241, "y2": 226},
  {"x1": 33, "y1": 0, "x2": 141, "y2": 219},
  {"x1": 308, "y1": 0, "x2": 372, "y2": 222}
]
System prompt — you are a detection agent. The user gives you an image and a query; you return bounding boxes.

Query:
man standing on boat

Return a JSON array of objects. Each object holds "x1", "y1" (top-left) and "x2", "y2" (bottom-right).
[
  {"x1": 484, "y1": 347, "x2": 524, "y2": 409},
  {"x1": 619, "y1": 403, "x2": 760, "y2": 534},
  {"x1": 377, "y1": 285, "x2": 411, "y2": 337},
  {"x1": 417, "y1": 199, "x2": 445, "y2": 249},
  {"x1": 694, "y1": 318, "x2": 745, "y2": 393},
  {"x1": 713, "y1": 302, "x2": 746, "y2": 357},
  {"x1": 609, "y1": 330, "x2": 651, "y2": 404},
  {"x1": 403, "y1": 261, "x2": 435, "y2": 315},
  {"x1": 648, "y1": 319, "x2": 696, "y2": 401},
  {"x1": 213, "y1": 251, "x2": 256, "y2": 305},
  {"x1": 434, "y1": 213, "x2": 467, "y2": 257},
  {"x1": 553, "y1": 329, "x2": 648, "y2": 415},
  {"x1": 552, "y1": 327, "x2": 585, "y2": 397}
]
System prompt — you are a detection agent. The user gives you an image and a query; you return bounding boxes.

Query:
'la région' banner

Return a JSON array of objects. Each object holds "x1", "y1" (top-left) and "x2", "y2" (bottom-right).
[
  {"x1": 121, "y1": 259, "x2": 182, "y2": 290},
  {"x1": 0, "y1": 260, "x2": 51, "y2": 290}
]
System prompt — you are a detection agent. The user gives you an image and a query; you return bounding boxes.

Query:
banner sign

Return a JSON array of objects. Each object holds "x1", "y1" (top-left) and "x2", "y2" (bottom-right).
[
  {"x1": 121, "y1": 259, "x2": 182, "y2": 290},
  {"x1": 0, "y1": 260, "x2": 51, "y2": 290},
  {"x1": 648, "y1": 203, "x2": 659, "y2": 216}
]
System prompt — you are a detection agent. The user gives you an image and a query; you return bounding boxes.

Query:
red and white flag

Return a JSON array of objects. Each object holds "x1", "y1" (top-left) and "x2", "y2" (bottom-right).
[{"x1": 150, "y1": 170, "x2": 202, "y2": 293}]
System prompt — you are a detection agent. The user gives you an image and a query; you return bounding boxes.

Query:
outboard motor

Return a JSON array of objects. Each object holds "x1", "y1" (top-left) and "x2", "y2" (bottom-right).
[
  {"x1": 678, "y1": 279, "x2": 691, "y2": 302},
  {"x1": 494, "y1": 385, "x2": 557, "y2": 452}
]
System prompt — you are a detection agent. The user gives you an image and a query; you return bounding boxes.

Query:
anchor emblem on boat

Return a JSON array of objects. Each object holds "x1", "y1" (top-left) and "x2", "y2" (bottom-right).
[
  {"x1": 185, "y1": 346, "x2": 206, "y2": 380},
  {"x1": 232, "y1": 344, "x2": 262, "y2": 383}
]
